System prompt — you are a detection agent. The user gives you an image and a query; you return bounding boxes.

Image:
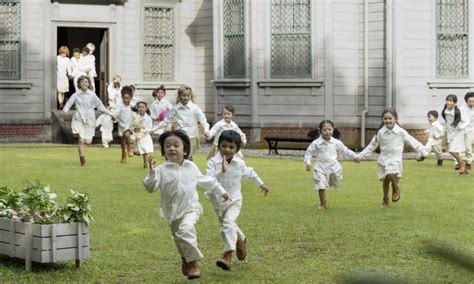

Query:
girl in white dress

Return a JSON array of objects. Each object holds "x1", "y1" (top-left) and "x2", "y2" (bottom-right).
[
  {"x1": 57, "y1": 46, "x2": 71, "y2": 109},
  {"x1": 441, "y1": 94, "x2": 470, "y2": 174},
  {"x1": 131, "y1": 101, "x2": 154, "y2": 168},
  {"x1": 63, "y1": 76, "x2": 115, "y2": 166},
  {"x1": 304, "y1": 120, "x2": 358, "y2": 209},
  {"x1": 357, "y1": 109, "x2": 428, "y2": 208},
  {"x1": 113, "y1": 86, "x2": 135, "y2": 163},
  {"x1": 149, "y1": 85, "x2": 173, "y2": 127},
  {"x1": 143, "y1": 130, "x2": 229, "y2": 280}
]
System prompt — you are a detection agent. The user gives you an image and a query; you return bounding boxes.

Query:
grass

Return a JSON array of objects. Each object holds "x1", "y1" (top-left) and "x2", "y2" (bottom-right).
[{"x1": 0, "y1": 144, "x2": 473, "y2": 282}]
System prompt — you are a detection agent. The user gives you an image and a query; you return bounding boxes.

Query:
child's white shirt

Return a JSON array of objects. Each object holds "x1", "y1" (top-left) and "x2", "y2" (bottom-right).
[
  {"x1": 69, "y1": 57, "x2": 82, "y2": 77},
  {"x1": 96, "y1": 113, "x2": 113, "y2": 133},
  {"x1": 57, "y1": 55, "x2": 70, "y2": 77},
  {"x1": 142, "y1": 160, "x2": 227, "y2": 224},
  {"x1": 153, "y1": 101, "x2": 210, "y2": 138},
  {"x1": 460, "y1": 104, "x2": 474, "y2": 135},
  {"x1": 444, "y1": 107, "x2": 470, "y2": 141},
  {"x1": 357, "y1": 124, "x2": 429, "y2": 165},
  {"x1": 63, "y1": 90, "x2": 112, "y2": 124},
  {"x1": 150, "y1": 98, "x2": 173, "y2": 121},
  {"x1": 107, "y1": 84, "x2": 122, "y2": 109},
  {"x1": 426, "y1": 120, "x2": 444, "y2": 148},
  {"x1": 208, "y1": 119, "x2": 247, "y2": 146},
  {"x1": 304, "y1": 136, "x2": 357, "y2": 173},
  {"x1": 113, "y1": 103, "x2": 134, "y2": 129},
  {"x1": 206, "y1": 153, "x2": 263, "y2": 203}
]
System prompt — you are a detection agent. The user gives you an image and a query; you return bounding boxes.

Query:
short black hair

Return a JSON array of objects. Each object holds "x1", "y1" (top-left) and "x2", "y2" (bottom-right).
[
  {"x1": 464, "y1": 92, "x2": 474, "y2": 102},
  {"x1": 218, "y1": 130, "x2": 242, "y2": 151},
  {"x1": 121, "y1": 86, "x2": 133, "y2": 97},
  {"x1": 427, "y1": 110, "x2": 438, "y2": 118},
  {"x1": 81, "y1": 46, "x2": 90, "y2": 54},
  {"x1": 159, "y1": 130, "x2": 191, "y2": 160},
  {"x1": 72, "y1": 47, "x2": 81, "y2": 53},
  {"x1": 223, "y1": 105, "x2": 235, "y2": 114}
]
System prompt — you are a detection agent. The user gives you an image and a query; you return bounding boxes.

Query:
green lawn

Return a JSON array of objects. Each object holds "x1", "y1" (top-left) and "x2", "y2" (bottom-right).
[{"x1": 0, "y1": 144, "x2": 472, "y2": 282}]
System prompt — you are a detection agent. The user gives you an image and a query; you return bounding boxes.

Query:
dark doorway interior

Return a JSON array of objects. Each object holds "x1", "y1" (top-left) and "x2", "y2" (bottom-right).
[{"x1": 57, "y1": 27, "x2": 108, "y2": 109}]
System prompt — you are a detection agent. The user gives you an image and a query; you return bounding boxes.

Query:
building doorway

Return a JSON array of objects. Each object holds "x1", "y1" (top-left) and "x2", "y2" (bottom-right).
[{"x1": 56, "y1": 27, "x2": 109, "y2": 109}]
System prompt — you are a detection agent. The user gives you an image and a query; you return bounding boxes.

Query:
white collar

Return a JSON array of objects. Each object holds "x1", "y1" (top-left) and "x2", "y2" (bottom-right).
[
  {"x1": 445, "y1": 108, "x2": 455, "y2": 115},
  {"x1": 314, "y1": 136, "x2": 335, "y2": 145},
  {"x1": 379, "y1": 124, "x2": 402, "y2": 134}
]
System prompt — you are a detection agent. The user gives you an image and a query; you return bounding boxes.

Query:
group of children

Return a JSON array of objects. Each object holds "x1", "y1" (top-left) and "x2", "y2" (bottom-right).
[{"x1": 56, "y1": 43, "x2": 97, "y2": 109}]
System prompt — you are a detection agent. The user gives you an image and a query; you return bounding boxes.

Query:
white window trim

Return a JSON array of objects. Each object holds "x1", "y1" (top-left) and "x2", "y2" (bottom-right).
[
  {"x1": 140, "y1": 2, "x2": 178, "y2": 83},
  {"x1": 0, "y1": 0, "x2": 23, "y2": 81},
  {"x1": 265, "y1": 0, "x2": 314, "y2": 79}
]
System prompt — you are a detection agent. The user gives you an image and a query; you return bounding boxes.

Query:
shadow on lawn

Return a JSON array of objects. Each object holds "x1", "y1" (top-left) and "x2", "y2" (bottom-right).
[{"x1": 0, "y1": 255, "x2": 69, "y2": 272}]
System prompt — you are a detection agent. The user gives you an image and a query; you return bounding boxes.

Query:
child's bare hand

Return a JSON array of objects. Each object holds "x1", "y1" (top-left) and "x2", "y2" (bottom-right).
[
  {"x1": 222, "y1": 193, "x2": 231, "y2": 202},
  {"x1": 306, "y1": 164, "x2": 312, "y2": 172},
  {"x1": 221, "y1": 156, "x2": 229, "y2": 174},
  {"x1": 416, "y1": 155, "x2": 425, "y2": 162},
  {"x1": 148, "y1": 156, "x2": 156, "y2": 170},
  {"x1": 260, "y1": 185, "x2": 270, "y2": 197}
]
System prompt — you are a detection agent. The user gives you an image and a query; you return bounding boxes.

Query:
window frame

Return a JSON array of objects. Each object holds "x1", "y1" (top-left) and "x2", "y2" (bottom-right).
[
  {"x1": 0, "y1": 0, "x2": 22, "y2": 81},
  {"x1": 141, "y1": 3, "x2": 177, "y2": 82}
]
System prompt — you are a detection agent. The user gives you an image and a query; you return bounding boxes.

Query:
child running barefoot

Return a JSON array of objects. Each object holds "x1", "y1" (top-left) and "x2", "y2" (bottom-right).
[
  {"x1": 304, "y1": 120, "x2": 358, "y2": 209},
  {"x1": 142, "y1": 130, "x2": 229, "y2": 280},
  {"x1": 441, "y1": 94, "x2": 470, "y2": 174},
  {"x1": 424, "y1": 110, "x2": 444, "y2": 166},
  {"x1": 205, "y1": 130, "x2": 269, "y2": 271},
  {"x1": 113, "y1": 86, "x2": 135, "y2": 163},
  {"x1": 206, "y1": 106, "x2": 247, "y2": 160},
  {"x1": 152, "y1": 85, "x2": 210, "y2": 161},
  {"x1": 131, "y1": 101, "x2": 154, "y2": 168},
  {"x1": 357, "y1": 109, "x2": 429, "y2": 208},
  {"x1": 63, "y1": 76, "x2": 115, "y2": 166}
]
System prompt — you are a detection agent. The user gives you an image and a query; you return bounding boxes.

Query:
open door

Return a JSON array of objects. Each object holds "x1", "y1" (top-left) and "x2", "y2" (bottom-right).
[{"x1": 99, "y1": 30, "x2": 109, "y2": 104}]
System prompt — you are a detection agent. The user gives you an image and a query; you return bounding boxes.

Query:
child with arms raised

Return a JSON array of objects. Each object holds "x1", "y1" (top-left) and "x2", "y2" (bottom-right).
[
  {"x1": 304, "y1": 120, "x2": 358, "y2": 210},
  {"x1": 357, "y1": 109, "x2": 428, "y2": 208},
  {"x1": 205, "y1": 130, "x2": 269, "y2": 271},
  {"x1": 63, "y1": 76, "x2": 115, "y2": 165},
  {"x1": 206, "y1": 105, "x2": 246, "y2": 159},
  {"x1": 143, "y1": 130, "x2": 229, "y2": 280}
]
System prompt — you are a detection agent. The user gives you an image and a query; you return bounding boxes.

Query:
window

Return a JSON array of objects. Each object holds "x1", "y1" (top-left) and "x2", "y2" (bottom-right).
[
  {"x1": 271, "y1": 0, "x2": 311, "y2": 78},
  {"x1": 0, "y1": 0, "x2": 21, "y2": 80},
  {"x1": 223, "y1": 0, "x2": 245, "y2": 78},
  {"x1": 143, "y1": 6, "x2": 174, "y2": 81},
  {"x1": 436, "y1": 0, "x2": 469, "y2": 78}
]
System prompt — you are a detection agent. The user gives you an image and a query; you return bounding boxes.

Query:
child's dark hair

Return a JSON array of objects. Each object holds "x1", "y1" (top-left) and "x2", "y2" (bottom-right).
[
  {"x1": 317, "y1": 120, "x2": 341, "y2": 139},
  {"x1": 159, "y1": 130, "x2": 191, "y2": 160},
  {"x1": 121, "y1": 86, "x2": 133, "y2": 97},
  {"x1": 176, "y1": 84, "x2": 194, "y2": 104},
  {"x1": 464, "y1": 92, "x2": 474, "y2": 102},
  {"x1": 72, "y1": 47, "x2": 81, "y2": 54},
  {"x1": 223, "y1": 105, "x2": 235, "y2": 114},
  {"x1": 81, "y1": 46, "x2": 90, "y2": 54},
  {"x1": 427, "y1": 110, "x2": 438, "y2": 118},
  {"x1": 378, "y1": 108, "x2": 399, "y2": 130},
  {"x1": 218, "y1": 130, "x2": 242, "y2": 150},
  {"x1": 77, "y1": 76, "x2": 93, "y2": 90},
  {"x1": 136, "y1": 101, "x2": 150, "y2": 115},
  {"x1": 441, "y1": 94, "x2": 461, "y2": 127}
]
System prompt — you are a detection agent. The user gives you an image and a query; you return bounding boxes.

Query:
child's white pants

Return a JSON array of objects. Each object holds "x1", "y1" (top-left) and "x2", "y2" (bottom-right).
[
  {"x1": 170, "y1": 211, "x2": 203, "y2": 263},
  {"x1": 215, "y1": 200, "x2": 245, "y2": 253}
]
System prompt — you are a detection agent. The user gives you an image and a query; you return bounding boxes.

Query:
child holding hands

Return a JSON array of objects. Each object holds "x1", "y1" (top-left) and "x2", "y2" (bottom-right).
[
  {"x1": 357, "y1": 109, "x2": 428, "y2": 208},
  {"x1": 424, "y1": 110, "x2": 444, "y2": 166},
  {"x1": 149, "y1": 85, "x2": 173, "y2": 127},
  {"x1": 143, "y1": 130, "x2": 229, "y2": 280},
  {"x1": 131, "y1": 101, "x2": 154, "y2": 168},
  {"x1": 304, "y1": 120, "x2": 358, "y2": 210},
  {"x1": 205, "y1": 130, "x2": 269, "y2": 271}
]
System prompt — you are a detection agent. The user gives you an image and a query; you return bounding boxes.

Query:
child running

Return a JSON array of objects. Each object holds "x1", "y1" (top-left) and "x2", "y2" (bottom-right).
[
  {"x1": 113, "y1": 86, "x2": 135, "y2": 163},
  {"x1": 441, "y1": 94, "x2": 470, "y2": 174},
  {"x1": 96, "y1": 113, "x2": 113, "y2": 148},
  {"x1": 304, "y1": 120, "x2": 358, "y2": 209},
  {"x1": 152, "y1": 85, "x2": 210, "y2": 160},
  {"x1": 205, "y1": 130, "x2": 269, "y2": 271},
  {"x1": 131, "y1": 101, "x2": 154, "y2": 168},
  {"x1": 460, "y1": 92, "x2": 474, "y2": 170},
  {"x1": 206, "y1": 106, "x2": 247, "y2": 160},
  {"x1": 142, "y1": 130, "x2": 229, "y2": 280},
  {"x1": 63, "y1": 76, "x2": 115, "y2": 166},
  {"x1": 424, "y1": 110, "x2": 444, "y2": 166},
  {"x1": 357, "y1": 108, "x2": 428, "y2": 208},
  {"x1": 149, "y1": 85, "x2": 173, "y2": 127}
]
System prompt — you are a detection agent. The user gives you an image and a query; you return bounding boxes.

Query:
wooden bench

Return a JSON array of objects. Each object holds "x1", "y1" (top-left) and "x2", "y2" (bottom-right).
[{"x1": 264, "y1": 136, "x2": 313, "y2": 155}]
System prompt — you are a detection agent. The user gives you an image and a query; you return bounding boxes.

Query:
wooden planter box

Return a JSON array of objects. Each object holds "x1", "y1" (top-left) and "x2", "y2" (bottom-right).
[{"x1": 0, "y1": 218, "x2": 89, "y2": 272}]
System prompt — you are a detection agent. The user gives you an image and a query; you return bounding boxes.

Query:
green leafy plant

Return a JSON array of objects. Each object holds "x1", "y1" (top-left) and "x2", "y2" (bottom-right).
[{"x1": 60, "y1": 190, "x2": 93, "y2": 225}]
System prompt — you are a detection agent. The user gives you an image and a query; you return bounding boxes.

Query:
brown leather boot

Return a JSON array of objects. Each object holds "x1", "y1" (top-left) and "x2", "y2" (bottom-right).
[
  {"x1": 381, "y1": 197, "x2": 389, "y2": 208},
  {"x1": 181, "y1": 257, "x2": 189, "y2": 276},
  {"x1": 216, "y1": 250, "x2": 232, "y2": 271},
  {"x1": 236, "y1": 238, "x2": 247, "y2": 260},
  {"x1": 80, "y1": 156, "x2": 86, "y2": 166},
  {"x1": 187, "y1": 260, "x2": 200, "y2": 280},
  {"x1": 392, "y1": 185, "x2": 400, "y2": 202}
]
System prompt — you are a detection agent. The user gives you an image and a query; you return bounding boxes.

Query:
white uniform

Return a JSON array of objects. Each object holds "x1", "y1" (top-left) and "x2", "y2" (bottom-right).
[
  {"x1": 206, "y1": 153, "x2": 263, "y2": 252},
  {"x1": 131, "y1": 113, "x2": 154, "y2": 154},
  {"x1": 63, "y1": 90, "x2": 113, "y2": 140},
  {"x1": 207, "y1": 119, "x2": 247, "y2": 159},
  {"x1": 113, "y1": 103, "x2": 134, "y2": 137},
  {"x1": 444, "y1": 107, "x2": 470, "y2": 154},
  {"x1": 143, "y1": 160, "x2": 227, "y2": 262},
  {"x1": 150, "y1": 98, "x2": 173, "y2": 126},
  {"x1": 107, "y1": 84, "x2": 122, "y2": 109},
  {"x1": 80, "y1": 54, "x2": 96, "y2": 91},
  {"x1": 425, "y1": 120, "x2": 444, "y2": 160},
  {"x1": 56, "y1": 55, "x2": 70, "y2": 92},
  {"x1": 460, "y1": 104, "x2": 474, "y2": 164},
  {"x1": 304, "y1": 136, "x2": 357, "y2": 190},
  {"x1": 357, "y1": 125, "x2": 429, "y2": 180},
  {"x1": 96, "y1": 114, "x2": 114, "y2": 147},
  {"x1": 68, "y1": 57, "x2": 86, "y2": 92}
]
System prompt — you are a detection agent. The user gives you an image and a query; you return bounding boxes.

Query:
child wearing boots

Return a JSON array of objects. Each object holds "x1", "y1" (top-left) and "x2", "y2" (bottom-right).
[
  {"x1": 205, "y1": 130, "x2": 269, "y2": 271},
  {"x1": 143, "y1": 130, "x2": 229, "y2": 280}
]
